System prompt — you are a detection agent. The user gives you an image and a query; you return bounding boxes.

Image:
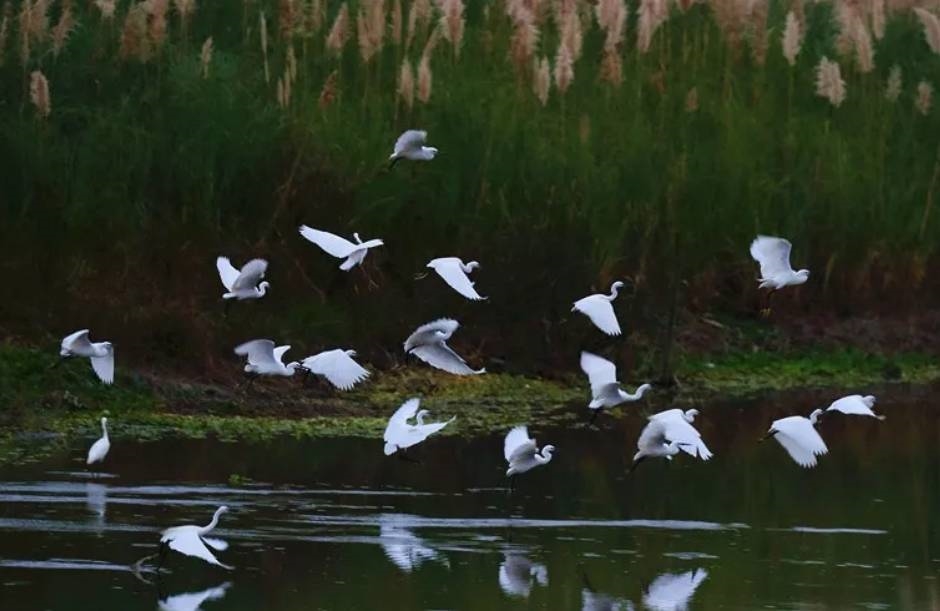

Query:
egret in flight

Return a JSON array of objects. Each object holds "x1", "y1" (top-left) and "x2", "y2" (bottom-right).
[
  {"x1": 825, "y1": 394, "x2": 884, "y2": 420},
  {"x1": 572, "y1": 281, "x2": 625, "y2": 336},
  {"x1": 504, "y1": 426, "x2": 555, "y2": 492},
  {"x1": 749, "y1": 235, "x2": 809, "y2": 316},
  {"x1": 424, "y1": 257, "x2": 487, "y2": 300},
  {"x1": 216, "y1": 257, "x2": 269, "y2": 301},
  {"x1": 59, "y1": 329, "x2": 114, "y2": 384},
  {"x1": 159, "y1": 506, "x2": 232, "y2": 570},
  {"x1": 383, "y1": 398, "x2": 454, "y2": 459},
  {"x1": 234, "y1": 340, "x2": 303, "y2": 388},
  {"x1": 301, "y1": 349, "x2": 369, "y2": 390},
  {"x1": 404, "y1": 318, "x2": 485, "y2": 375},
  {"x1": 763, "y1": 409, "x2": 828, "y2": 468},
  {"x1": 389, "y1": 130, "x2": 438, "y2": 166},
  {"x1": 643, "y1": 568, "x2": 709, "y2": 611},
  {"x1": 648, "y1": 408, "x2": 712, "y2": 460},
  {"x1": 86, "y1": 417, "x2": 111, "y2": 475},
  {"x1": 299, "y1": 225, "x2": 384, "y2": 271},
  {"x1": 630, "y1": 419, "x2": 696, "y2": 472},
  {"x1": 579, "y1": 351, "x2": 652, "y2": 423}
]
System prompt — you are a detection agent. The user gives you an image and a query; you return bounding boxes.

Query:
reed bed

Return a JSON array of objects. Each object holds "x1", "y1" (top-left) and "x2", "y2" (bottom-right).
[{"x1": 1, "y1": 0, "x2": 939, "y2": 374}]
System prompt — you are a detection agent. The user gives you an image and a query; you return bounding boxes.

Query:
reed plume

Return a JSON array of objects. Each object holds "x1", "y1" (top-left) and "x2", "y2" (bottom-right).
[
  {"x1": 914, "y1": 8, "x2": 940, "y2": 54},
  {"x1": 599, "y1": 45, "x2": 622, "y2": 86},
  {"x1": 287, "y1": 44, "x2": 297, "y2": 82},
  {"x1": 533, "y1": 55, "x2": 550, "y2": 105},
  {"x1": 356, "y1": 0, "x2": 385, "y2": 63},
  {"x1": 94, "y1": 0, "x2": 116, "y2": 20},
  {"x1": 120, "y1": 2, "x2": 151, "y2": 62},
  {"x1": 148, "y1": 0, "x2": 169, "y2": 50},
  {"x1": 748, "y1": 0, "x2": 768, "y2": 67},
  {"x1": 406, "y1": 0, "x2": 432, "y2": 50},
  {"x1": 306, "y1": 0, "x2": 324, "y2": 34},
  {"x1": 916, "y1": 80, "x2": 933, "y2": 115},
  {"x1": 200, "y1": 36, "x2": 213, "y2": 78},
  {"x1": 708, "y1": 0, "x2": 746, "y2": 56},
  {"x1": 17, "y1": 0, "x2": 30, "y2": 63},
  {"x1": 870, "y1": 0, "x2": 885, "y2": 40},
  {"x1": 815, "y1": 56, "x2": 846, "y2": 108},
  {"x1": 173, "y1": 0, "x2": 196, "y2": 31},
  {"x1": 885, "y1": 64, "x2": 902, "y2": 102},
  {"x1": 781, "y1": 10, "x2": 801, "y2": 67},
  {"x1": 417, "y1": 52, "x2": 432, "y2": 103},
  {"x1": 398, "y1": 58, "x2": 414, "y2": 109},
  {"x1": 260, "y1": 10, "x2": 270, "y2": 83},
  {"x1": 437, "y1": 0, "x2": 465, "y2": 57},
  {"x1": 29, "y1": 69, "x2": 50, "y2": 118},
  {"x1": 509, "y1": 6, "x2": 539, "y2": 74},
  {"x1": 51, "y1": 0, "x2": 74, "y2": 57},
  {"x1": 558, "y1": 6, "x2": 582, "y2": 61},
  {"x1": 685, "y1": 86, "x2": 699, "y2": 112},
  {"x1": 637, "y1": 0, "x2": 668, "y2": 54},
  {"x1": 318, "y1": 69, "x2": 338, "y2": 109},
  {"x1": 279, "y1": 0, "x2": 299, "y2": 39},
  {"x1": 325, "y1": 2, "x2": 350, "y2": 55},
  {"x1": 0, "y1": 2, "x2": 10, "y2": 66},
  {"x1": 596, "y1": 0, "x2": 626, "y2": 50},
  {"x1": 390, "y1": 0, "x2": 401, "y2": 46},
  {"x1": 554, "y1": 39, "x2": 574, "y2": 95}
]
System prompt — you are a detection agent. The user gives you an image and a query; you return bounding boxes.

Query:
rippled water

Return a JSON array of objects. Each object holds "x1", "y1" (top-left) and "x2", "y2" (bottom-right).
[{"x1": 2, "y1": 390, "x2": 939, "y2": 609}]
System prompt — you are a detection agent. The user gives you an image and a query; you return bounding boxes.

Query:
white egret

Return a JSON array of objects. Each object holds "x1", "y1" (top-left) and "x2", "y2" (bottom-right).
[
  {"x1": 389, "y1": 130, "x2": 438, "y2": 166},
  {"x1": 643, "y1": 568, "x2": 708, "y2": 611},
  {"x1": 215, "y1": 257, "x2": 269, "y2": 301},
  {"x1": 750, "y1": 235, "x2": 809, "y2": 315},
  {"x1": 499, "y1": 551, "x2": 548, "y2": 598},
  {"x1": 648, "y1": 408, "x2": 712, "y2": 460},
  {"x1": 159, "y1": 506, "x2": 232, "y2": 570},
  {"x1": 764, "y1": 409, "x2": 828, "y2": 468},
  {"x1": 86, "y1": 417, "x2": 111, "y2": 475},
  {"x1": 425, "y1": 257, "x2": 487, "y2": 300},
  {"x1": 403, "y1": 318, "x2": 485, "y2": 375},
  {"x1": 504, "y1": 426, "x2": 555, "y2": 491},
  {"x1": 298, "y1": 224, "x2": 384, "y2": 271},
  {"x1": 59, "y1": 329, "x2": 114, "y2": 384},
  {"x1": 383, "y1": 398, "x2": 454, "y2": 459},
  {"x1": 579, "y1": 351, "x2": 652, "y2": 423},
  {"x1": 825, "y1": 394, "x2": 884, "y2": 420},
  {"x1": 572, "y1": 282, "x2": 625, "y2": 336},
  {"x1": 630, "y1": 419, "x2": 694, "y2": 472},
  {"x1": 234, "y1": 340, "x2": 303, "y2": 387},
  {"x1": 378, "y1": 514, "x2": 448, "y2": 572},
  {"x1": 159, "y1": 583, "x2": 231, "y2": 611},
  {"x1": 301, "y1": 348, "x2": 369, "y2": 390}
]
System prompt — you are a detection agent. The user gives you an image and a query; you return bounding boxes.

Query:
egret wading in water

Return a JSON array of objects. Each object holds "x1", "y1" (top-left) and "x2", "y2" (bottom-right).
[
  {"x1": 403, "y1": 318, "x2": 485, "y2": 375},
  {"x1": 579, "y1": 351, "x2": 652, "y2": 424},
  {"x1": 648, "y1": 408, "x2": 713, "y2": 460},
  {"x1": 630, "y1": 419, "x2": 696, "y2": 472},
  {"x1": 504, "y1": 426, "x2": 555, "y2": 493},
  {"x1": 389, "y1": 130, "x2": 438, "y2": 167},
  {"x1": 749, "y1": 235, "x2": 809, "y2": 316},
  {"x1": 158, "y1": 506, "x2": 232, "y2": 570},
  {"x1": 234, "y1": 340, "x2": 303, "y2": 390},
  {"x1": 301, "y1": 348, "x2": 369, "y2": 391},
  {"x1": 86, "y1": 417, "x2": 111, "y2": 476},
  {"x1": 763, "y1": 409, "x2": 828, "y2": 468},
  {"x1": 422, "y1": 257, "x2": 487, "y2": 301},
  {"x1": 383, "y1": 398, "x2": 454, "y2": 460},
  {"x1": 215, "y1": 257, "x2": 269, "y2": 302},
  {"x1": 572, "y1": 281, "x2": 625, "y2": 336},
  {"x1": 826, "y1": 394, "x2": 884, "y2": 420},
  {"x1": 298, "y1": 225, "x2": 384, "y2": 271},
  {"x1": 59, "y1": 329, "x2": 114, "y2": 384}
]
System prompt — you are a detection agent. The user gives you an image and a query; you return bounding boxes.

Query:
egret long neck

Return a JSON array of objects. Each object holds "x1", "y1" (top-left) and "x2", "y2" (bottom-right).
[
  {"x1": 201, "y1": 508, "x2": 224, "y2": 534},
  {"x1": 101, "y1": 420, "x2": 109, "y2": 439},
  {"x1": 607, "y1": 284, "x2": 620, "y2": 300}
]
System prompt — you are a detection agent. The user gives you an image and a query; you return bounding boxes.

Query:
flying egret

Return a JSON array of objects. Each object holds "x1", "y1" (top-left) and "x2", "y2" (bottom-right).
[
  {"x1": 648, "y1": 408, "x2": 712, "y2": 460},
  {"x1": 749, "y1": 235, "x2": 809, "y2": 316},
  {"x1": 825, "y1": 394, "x2": 884, "y2": 420},
  {"x1": 643, "y1": 568, "x2": 709, "y2": 611},
  {"x1": 234, "y1": 340, "x2": 303, "y2": 388},
  {"x1": 499, "y1": 551, "x2": 548, "y2": 598},
  {"x1": 301, "y1": 348, "x2": 370, "y2": 390},
  {"x1": 504, "y1": 426, "x2": 555, "y2": 491},
  {"x1": 378, "y1": 514, "x2": 448, "y2": 572},
  {"x1": 389, "y1": 130, "x2": 438, "y2": 166},
  {"x1": 159, "y1": 582, "x2": 231, "y2": 611},
  {"x1": 59, "y1": 329, "x2": 114, "y2": 384},
  {"x1": 86, "y1": 417, "x2": 111, "y2": 475},
  {"x1": 298, "y1": 225, "x2": 384, "y2": 271},
  {"x1": 403, "y1": 318, "x2": 485, "y2": 375},
  {"x1": 159, "y1": 506, "x2": 232, "y2": 570},
  {"x1": 572, "y1": 282, "x2": 625, "y2": 336},
  {"x1": 630, "y1": 419, "x2": 694, "y2": 472},
  {"x1": 424, "y1": 257, "x2": 487, "y2": 300},
  {"x1": 579, "y1": 351, "x2": 652, "y2": 423},
  {"x1": 215, "y1": 257, "x2": 269, "y2": 301},
  {"x1": 383, "y1": 398, "x2": 454, "y2": 459},
  {"x1": 764, "y1": 409, "x2": 828, "y2": 468}
]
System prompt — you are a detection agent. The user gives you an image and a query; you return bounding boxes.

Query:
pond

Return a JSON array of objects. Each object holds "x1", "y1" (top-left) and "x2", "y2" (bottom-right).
[{"x1": 1, "y1": 389, "x2": 939, "y2": 609}]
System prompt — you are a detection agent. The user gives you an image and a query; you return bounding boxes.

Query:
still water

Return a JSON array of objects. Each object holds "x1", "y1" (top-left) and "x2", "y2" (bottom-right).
[{"x1": 1, "y1": 389, "x2": 939, "y2": 610}]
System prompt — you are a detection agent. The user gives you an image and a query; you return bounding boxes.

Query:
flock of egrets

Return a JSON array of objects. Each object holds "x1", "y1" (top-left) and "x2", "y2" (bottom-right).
[{"x1": 51, "y1": 131, "x2": 886, "y2": 572}]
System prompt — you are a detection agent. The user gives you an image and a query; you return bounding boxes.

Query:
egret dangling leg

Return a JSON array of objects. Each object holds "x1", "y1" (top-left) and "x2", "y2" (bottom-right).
[
  {"x1": 396, "y1": 447, "x2": 421, "y2": 464},
  {"x1": 589, "y1": 408, "x2": 603, "y2": 426},
  {"x1": 760, "y1": 289, "x2": 777, "y2": 318},
  {"x1": 628, "y1": 456, "x2": 647, "y2": 474},
  {"x1": 239, "y1": 372, "x2": 259, "y2": 393},
  {"x1": 507, "y1": 475, "x2": 516, "y2": 495}
]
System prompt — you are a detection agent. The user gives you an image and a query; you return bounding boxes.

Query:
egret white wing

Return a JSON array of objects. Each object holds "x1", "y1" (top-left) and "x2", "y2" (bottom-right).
[
  {"x1": 573, "y1": 297, "x2": 621, "y2": 336},
  {"x1": 215, "y1": 257, "x2": 240, "y2": 291},
  {"x1": 272, "y1": 345, "x2": 291, "y2": 365},
  {"x1": 166, "y1": 531, "x2": 233, "y2": 569},
  {"x1": 62, "y1": 329, "x2": 92, "y2": 352},
  {"x1": 409, "y1": 343, "x2": 481, "y2": 375},
  {"x1": 430, "y1": 260, "x2": 485, "y2": 300},
  {"x1": 234, "y1": 339, "x2": 277, "y2": 365},
  {"x1": 415, "y1": 417, "x2": 454, "y2": 440},
  {"x1": 404, "y1": 318, "x2": 460, "y2": 350},
  {"x1": 231, "y1": 258, "x2": 267, "y2": 290},
  {"x1": 304, "y1": 350, "x2": 369, "y2": 390},
  {"x1": 636, "y1": 419, "x2": 669, "y2": 452},
  {"x1": 90, "y1": 354, "x2": 114, "y2": 385},
  {"x1": 580, "y1": 351, "x2": 618, "y2": 396},
  {"x1": 202, "y1": 537, "x2": 228, "y2": 551},
  {"x1": 652, "y1": 411, "x2": 712, "y2": 460},
  {"x1": 750, "y1": 235, "x2": 794, "y2": 278},
  {"x1": 504, "y1": 426, "x2": 537, "y2": 463},
  {"x1": 298, "y1": 225, "x2": 359, "y2": 258},
  {"x1": 772, "y1": 417, "x2": 828, "y2": 468},
  {"x1": 384, "y1": 398, "x2": 421, "y2": 454},
  {"x1": 86, "y1": 438, "x2": 110, "y2": 465},
  {"x1": 394, "y1": 130, "x2": 427, "y2": 155},
  {"x1": 827, "y1": 395, "x2": 881, "y2": 418},
  {"x1": 643, "y1": 569, "x2": 708, "y2": 611}
]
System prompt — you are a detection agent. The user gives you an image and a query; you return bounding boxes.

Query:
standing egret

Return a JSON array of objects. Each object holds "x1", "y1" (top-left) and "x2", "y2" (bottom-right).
[
  {"x1": 159, "y1": 506, "x2": 232, "y2": 570},
  {"x1": 389, "y1": 130, "x2": 438, "y2": 166},
  {"x1": 215, "y1": 257, "x2": 269, "y2": 301},
  {"x1": 630, "y1": 419, "x2": 694, "y2": 472},
  {"x1": 301, "y1": 348, "x2": 370, "y2": 390},
  {"x1": 383, "y1": 398, "x2": 454, "y2": 459},
  {"x1": 425, "y1": 257, "x2": 487, "y2": 300},
  {"x1": 86, "y1": 417, "x2": 111, "y2": 475},
  {"x1": 572, "y1": 282, "x2": 625, "y2": 336},
  {"x1": 499, "y1": 551, "x2": 548, "y2": 598},
  {"x1": 504, "y1": 426, "x2": 555, "y2": 492},
  {"x1": 403, "y1": 318, "x2": 485, "y2": 375},
  {"x1": 298, "y1": 225, "x2": 384, "y2": 271},
  {"x1": 59, "y1": 329, "x2": 114, "y2": 384},
  {"x1": 648, "y1": 408, "x2": 712, "y2": 460},
  {"x1": 749, "y1": 235, "x2": 809, "y2": 316},
  {"x1": 159, "y1": 582, "x2": 231, "y2": 611},
  {"x1": 825, "y1": 394, "x2": 884, "y2": 420},
  {"x1": 643, "y1": 569, "x2": 708, "y2": 611},
  {"x1": 378, "y1": 514, "x2": 448, "y2": 572},
  {"x1": 234, "y1": 340, "x2": 303, "y2": 388},
  {"x1": 764, "y1": 409, "x2": 828, "y2": 468},
  {"x1": 579, "y1": 352, "x2": 652, "y2": 423}
]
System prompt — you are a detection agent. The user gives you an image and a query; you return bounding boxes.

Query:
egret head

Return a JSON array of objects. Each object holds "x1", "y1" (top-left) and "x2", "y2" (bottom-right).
[
  {"x1": 286, "y1": 361, "x2": 302, "y2": 372},
  {"x1": 466, "y1": 261, "x2": 481, "y2": 271},
  {"x1": 217, "y1": 505, "x2": 230, "y2": 516},
  {"x1": 796, "y1": 269, "x2": 810, "y2": 281},
  {"x1": 416, "y1": 409, "x2": 430, "y2": 420},
  {"x1": 259, "y1": 281, "x2": 271, "y2": 292},
  {"x1": 101, "y1": 416, "x2": 108, "y2": 426},
  {"x1": 612, "y1": 281, "x2": 625, "y2": 291},
  {"x1": 808, "y1": 408, "x2": 825, "y2": 423},
  {"x1": 345, "y1": 349, "x2": 357, "y2": 357},
  {"x1": 353, "y1": 232, "x2": 363, "y2": 244},
  {"x1": 636, "y1": 383, "x2": 653, "y2": 397},
  {"x1": 102, "y1": 341, "x2": 114, "y2": 353},
  {"x1": 426, "y1": 146, "x2": 439, "y2": 158},
  {"x1": 541, "y1": 444, "x2": 556, "y2": 458},
  {"x1": 685, "y1": 408, "x2": 700, "y2": 420}
]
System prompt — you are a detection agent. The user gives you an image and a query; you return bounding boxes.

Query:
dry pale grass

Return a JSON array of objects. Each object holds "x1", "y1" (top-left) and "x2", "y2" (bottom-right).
[
  {"x1": 637, "y1": 0, "x2": 669, "y2": 54},
  {"x1": 398, "y1": 58, "x2": 414, "y2": 109},
  {"x1": 885, "y1": 64, "x2": 902, "y2": 101},
  {"x1": 51, "y1": 0, "x2": 74, "y2": 57},
  {"x1": 406, "y1": 0, "x2": 432, "y2": 50},
  {"x1": 685, "y1": 86, "x2": 699, "y2": 112},
  {"x1": 29, "y1": 69, "x2": 50, "y2": 118},
  {"x1": 748, "y1": 0, "x2": 769, "y2": 66},
  {"x1": 554, "y1": 38, "x2": 573, "y2": 94},
  {"x1": 200, "y1": 36, "x2": 213, "y2": 78},
  {"x1": 509, "y1": 4, "x2": 539, "y2": 75},
  {"x1": 93, "y1": 0, "x2": 116, "y2": 20},
  {"x1": 278, "y1": 0, "x2": 299, "y2": 39},
  {"x1": 390, "y1": 0, "x2": 401, "y2": 46},
  {"x1": 438, "y1": 0, "x2": 465, "y2": 57},
  {"x1": 325, "y1": 2, "x2": 350, "y2": 55},
  {"x1": 781, "y1": 10, "x2": 801, "y2": 66},
  {"x1": 815, "y1": 56, "x2": 847, "y2": 108},
  {"x1": 533, "y1": 55, "x2": 550, "y2": 105},
  {"x1": 916, "y1": 80, "x2": 933, "y2": 115},
  {"x1": 356, "y1": 0, "x2": 385, "y2": 64},
  {"x1": 417, "y1": 52, "x2": 432, "y2": 103},
  {"x1": 914, "y1": 7, "x2": 940, "y2": 53},
  {"x1": 120, "y1": 2, "x2": 151, "y2": 62},
  {"x1": 260, "y1": 10, "x2": 270, "y2": 83}
]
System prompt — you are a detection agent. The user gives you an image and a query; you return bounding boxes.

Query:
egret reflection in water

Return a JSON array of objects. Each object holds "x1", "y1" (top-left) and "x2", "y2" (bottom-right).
[
  {"x1": 498, "y1": 549, "x2": 548, "y2": 598},
  {"x1": 158, "y1": 582, "x2": 231, "y2": 611},
  {"x1": 378, "y1": 513, "x2": 449, "y2": 573},
  {"x1": 642, "y1": 569, "x2": 708, "y2": 611},
  {"x1": 85, "y1": 482, "x2": 107, "y2": 519}
]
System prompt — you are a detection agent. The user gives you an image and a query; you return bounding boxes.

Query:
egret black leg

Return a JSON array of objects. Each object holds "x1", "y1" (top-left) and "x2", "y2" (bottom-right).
[{"x1": 589, "y1": 408, "x2": 603, "y2": 426}]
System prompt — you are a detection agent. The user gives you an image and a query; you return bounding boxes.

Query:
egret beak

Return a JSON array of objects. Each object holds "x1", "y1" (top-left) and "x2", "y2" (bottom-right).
[{"x1": 414, "y1": 272, "x2": 429, "y2": 280}]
